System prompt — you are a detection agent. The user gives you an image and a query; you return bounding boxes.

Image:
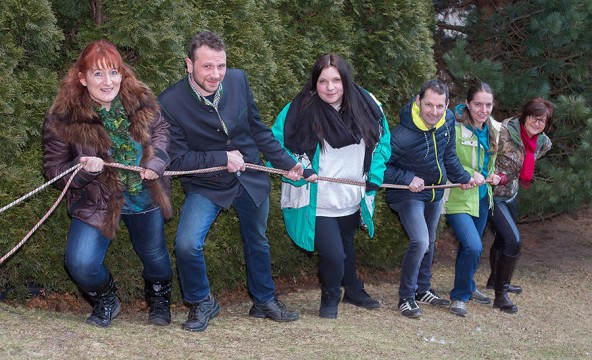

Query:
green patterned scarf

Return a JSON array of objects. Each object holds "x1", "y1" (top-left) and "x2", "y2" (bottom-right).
[{"x1": 95, "y1": 96, "x2": 143, "y2": 195}]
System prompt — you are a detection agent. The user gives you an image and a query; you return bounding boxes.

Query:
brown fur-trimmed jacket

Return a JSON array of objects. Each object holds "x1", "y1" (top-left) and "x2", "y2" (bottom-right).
[{"x1": 43, "y1": 86, "x2": 172, "y2": 239}]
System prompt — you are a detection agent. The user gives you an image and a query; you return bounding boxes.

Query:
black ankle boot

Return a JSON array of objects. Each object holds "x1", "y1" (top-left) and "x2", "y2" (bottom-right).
[
  {"x1": 85, "y1": 274, "x2": 121, "y2": 327},
  {"x1": 493, "y1": 253, "x2": 519, "y2": 314},
  {"x1": 343, "y1": 283, "x2": 380, "y2": 309},
  {"x1": 319, "y1": 289, "x2": 341, "y2": 319},
  {"x1": 145, "y1": 279, "x2": 172, "y2": 326}
]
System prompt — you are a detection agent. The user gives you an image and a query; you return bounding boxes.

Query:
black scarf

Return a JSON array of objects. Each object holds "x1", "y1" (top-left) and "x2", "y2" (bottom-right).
[{"x1": 283, "y1": 85, "x2": 382, "y2": 161}]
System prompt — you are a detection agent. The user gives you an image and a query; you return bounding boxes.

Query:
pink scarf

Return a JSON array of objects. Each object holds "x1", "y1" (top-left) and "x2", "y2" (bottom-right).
[{"x1": 519, "y1": 123, "x2": 538, "y2": 188}]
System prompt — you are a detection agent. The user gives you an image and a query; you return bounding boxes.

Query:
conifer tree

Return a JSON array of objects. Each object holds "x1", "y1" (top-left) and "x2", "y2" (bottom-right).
[
  {"x1": 0, "y1": 0, "x2": 64, "y2": 293},
  {"x1": 348, "y1": 0, "x2": 437, "y2": 116},
  {"x1": 439, "y1": 0, "x2": 592, "y2": 217},
  {"x1": 1, "y1": 0, "x2": 442, "y2": 299},
  {"x1": 50, "y1": 0, "x2": 195, "y2": 92}
]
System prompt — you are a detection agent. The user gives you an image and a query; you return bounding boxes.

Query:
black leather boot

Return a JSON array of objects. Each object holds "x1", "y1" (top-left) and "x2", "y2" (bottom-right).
[
  {"x1": 487, "y1": 245, "x2": 523, "y2": 293},
  {"x1": 319, "y1": 288, "x2": 342, "y2": 319},
  {"x1": 485, "y1": 244, "x2": 499, "y2": 289},
  {"x1": 493, "y1": 253, "x2": 519, "y2": 314},
  {"x1": 343, "y1": 282, "x2": 380, "y2": 309},
  {"x1": 145, "y1": 279, "x2": 172, "y2": 326},
  {"x1": 85, "y1": 274, "x2": 121, "y2": 327}
]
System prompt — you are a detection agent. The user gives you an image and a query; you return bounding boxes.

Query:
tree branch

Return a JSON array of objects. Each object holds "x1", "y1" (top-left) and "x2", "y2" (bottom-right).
[
  {"x1": 90, "y1": 0, "x2": 104, "y2": 25},
  {"x1": 436, "y1": 22, "x2": 467, "y2": 33}
]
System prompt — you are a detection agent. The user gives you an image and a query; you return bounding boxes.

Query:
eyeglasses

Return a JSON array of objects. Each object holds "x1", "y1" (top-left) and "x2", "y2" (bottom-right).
[{"x1": 529, "y1": 116, "x2": 547, "y2": 125}]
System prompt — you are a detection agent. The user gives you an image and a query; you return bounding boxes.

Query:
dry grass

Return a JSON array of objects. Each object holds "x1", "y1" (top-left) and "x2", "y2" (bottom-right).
[{"x1": 1, "y1": 209, "x2": 591, "y2": 359}]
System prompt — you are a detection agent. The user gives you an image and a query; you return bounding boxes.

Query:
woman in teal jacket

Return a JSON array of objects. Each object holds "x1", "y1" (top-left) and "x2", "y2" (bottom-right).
[
  {"x1": 444, "y1": 82, "x2": 501, "y2": 317},
  {"x1": 271, "y1": 54, "x2": 391, "y2": 319}
]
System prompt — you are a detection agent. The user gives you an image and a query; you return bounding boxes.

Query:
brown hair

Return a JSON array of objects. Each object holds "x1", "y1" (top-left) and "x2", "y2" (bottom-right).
[
  {"x1": 456, "y1": 82, "x2": 497, "y2": 154},
  {"x1": 419, "y1": 79, "x2": 449, "y2": 102},
  {"x1": 187, "y1": 31, "x2": 226, "y2": 62},
  {"x1": 518, "y1": 97, "x2": 555, "y2": 132}
]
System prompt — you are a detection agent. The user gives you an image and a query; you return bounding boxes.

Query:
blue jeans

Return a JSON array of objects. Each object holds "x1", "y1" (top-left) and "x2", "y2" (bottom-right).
[
  {"x1": 314, "y1": 212, "x2": 361, "y2": 292},
  {"x1": 175, "y1": 187, "x2": 275, "y2": 303},
  {"x1": 445, "y1": 196, "x2": 489, "y2": 301},
  {"x1": 64, "y1": 207, "x2": 172, "y2": 292},
  {"x1": 390, "y1": 199, "x2": 443, "y2": 299}
]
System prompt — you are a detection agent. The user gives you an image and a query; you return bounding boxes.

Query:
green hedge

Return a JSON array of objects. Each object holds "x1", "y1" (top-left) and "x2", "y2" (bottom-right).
[{"x1": 1, "y1": 0, "x2": 433, "y2": 302}]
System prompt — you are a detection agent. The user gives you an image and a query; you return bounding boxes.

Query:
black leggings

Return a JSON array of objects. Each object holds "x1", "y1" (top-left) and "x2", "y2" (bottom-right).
[
  {"x1": 314, "y1": 212, "x2": 361, "y2": 292},
  {"x1": 489, "y1": 196, "x2": 521, "y2": 256}
]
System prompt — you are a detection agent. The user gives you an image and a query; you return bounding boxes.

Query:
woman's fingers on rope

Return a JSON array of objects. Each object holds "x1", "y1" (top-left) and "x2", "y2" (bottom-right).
[
  {"x1": 141, "y1": 169, "x2": 159, "y2": 180},
  {"x1": 285, "y1": 163, "x2": 303, "y2": 181},
  {"x1": 486, "y1": 173, "x2": 501, "y2": 186},
  {"x1": 459, "y1": 177, "x2": 476, "y2": 190},
  {"x1": 79, "y1": 156, "x2": 104, "y2": 173},
  {"x1": 473, "y1": 171, "x2": 486, "y2": 186},
  {"x1": 305, "y1": 174, "x2": 318, "y2": 182}
]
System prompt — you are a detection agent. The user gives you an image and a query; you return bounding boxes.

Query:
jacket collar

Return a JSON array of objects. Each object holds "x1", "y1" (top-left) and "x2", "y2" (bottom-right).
[{"x1": 410, "y1": 100, "x2": 446, "y2": 131}]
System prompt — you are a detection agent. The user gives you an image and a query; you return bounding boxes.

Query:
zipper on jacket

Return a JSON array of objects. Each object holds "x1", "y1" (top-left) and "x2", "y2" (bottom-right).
[{"x1": 431, "y1": 131, "x2": 442, "y2": 202}]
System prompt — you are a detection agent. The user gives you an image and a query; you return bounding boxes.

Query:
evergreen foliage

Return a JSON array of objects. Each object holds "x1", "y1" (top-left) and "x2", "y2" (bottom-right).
[
  {"x1": 348, "y1": 0, "x2": 437, "y2": 113},
  {"x1": 1, "y1": 0, "x2": 432, "y2": 302},
  {"x1": 0, "y1": 0, "x2": 66, "y2": 296},
  {"x1": 439, "y1": 0, "x2": 592, "y2": 219},
  {"x1": 518, "y1": 95, "x2": 592, "y2": 219}
]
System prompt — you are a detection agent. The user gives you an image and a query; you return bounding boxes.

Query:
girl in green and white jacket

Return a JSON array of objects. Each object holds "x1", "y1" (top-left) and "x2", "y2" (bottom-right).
[
  {"x1": 271, "y1": 54, "x2": 390, "y2": 319},
  {"x1": 444, "y1": 82, "x2": 502, "y2": 317}
]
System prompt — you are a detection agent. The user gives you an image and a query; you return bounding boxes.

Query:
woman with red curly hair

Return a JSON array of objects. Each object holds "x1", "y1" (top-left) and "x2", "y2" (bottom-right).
[{"x1": 43, "y1": 40, "x2": 173, "y2": 327}]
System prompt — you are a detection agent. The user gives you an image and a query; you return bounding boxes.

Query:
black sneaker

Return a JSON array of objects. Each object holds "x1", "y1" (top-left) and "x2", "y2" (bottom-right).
[
  {"x1": 343, "y1": 287, "x2": 380, "y2": 309},
  {"x1": 398, "y1": 298, "x2": 423, "y2": 318},
  {"x1": 182, "y1": 293, "x2": 220, "y2": 332},
  {"x1": 249, "y1": 298, "x2": 299, "y2": 322},
  {"x1": 415, "y1": 289, "x2": 451, "y2": 307}
]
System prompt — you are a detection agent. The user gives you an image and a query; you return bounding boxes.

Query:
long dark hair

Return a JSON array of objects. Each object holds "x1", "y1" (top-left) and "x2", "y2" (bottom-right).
[
  {"x1": 456, "y1": 82, "x2": 498, "y2": 154},
  {"x1": 299, "y1": 54, "x2": 379, "y2": 150}
]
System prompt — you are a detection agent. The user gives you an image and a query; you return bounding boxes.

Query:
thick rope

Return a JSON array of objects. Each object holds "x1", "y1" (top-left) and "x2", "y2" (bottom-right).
[
  {"x1": 162, "y1": 162, "x2": 460, "y2": 190},
  {"x1": 0, "y1": 164, "x2": 82, "y2": 214},
  {"x1": 1, "y1": 161, "x2": 463, "y2": 264},
  {"x1": 0, "y1": 164, "x2": 83, "y2": 265}
]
